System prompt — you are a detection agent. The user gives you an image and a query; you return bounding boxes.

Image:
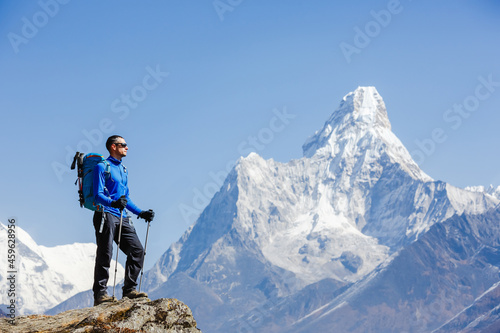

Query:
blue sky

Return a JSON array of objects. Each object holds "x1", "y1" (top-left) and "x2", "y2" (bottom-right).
[{"x1": 1, "y1": 0, "x2": 500, "y2": 270}]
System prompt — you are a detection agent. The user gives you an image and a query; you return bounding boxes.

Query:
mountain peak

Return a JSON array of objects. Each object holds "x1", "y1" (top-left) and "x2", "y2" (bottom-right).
[
  {"x1": 302, "y1": 86, "x2": 430, "y2": 181},
  {"x1": 340, "y1": 86, "x2": 391, "y2": 130},
  {"x1": 303, "y1": 86, "x2": 391, "y2": 157}
]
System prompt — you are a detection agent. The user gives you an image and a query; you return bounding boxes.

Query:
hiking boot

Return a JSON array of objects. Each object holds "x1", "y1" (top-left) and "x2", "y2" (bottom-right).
[
  {"x1": 122, "y1": 289, "x2": 148, "y2": 299},
  {"x1": 94, "y1": 293, "x2": 117, "y2": 306}
]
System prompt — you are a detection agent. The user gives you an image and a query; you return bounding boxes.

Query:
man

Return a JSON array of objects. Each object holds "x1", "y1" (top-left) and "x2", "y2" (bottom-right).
[{"x1": 92, "y1": 135, "x2": 155, "y2": 306}]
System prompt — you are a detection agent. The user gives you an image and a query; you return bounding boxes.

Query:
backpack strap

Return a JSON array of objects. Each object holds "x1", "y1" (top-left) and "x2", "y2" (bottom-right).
[
  {"x1": 95, "y1": 159, "x2": 112, "y2": 181},
  {"x1": 93, "y1": 159, "x2": 112, "y2": 212},
  {"x1": 103, "y1": 160, "x2": 111, "y2": 179}
]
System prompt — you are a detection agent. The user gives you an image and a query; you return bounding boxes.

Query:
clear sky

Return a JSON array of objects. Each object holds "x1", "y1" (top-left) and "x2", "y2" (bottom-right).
[{"x1": 1, "y1": 0, "x2": 500, "y2": 270}]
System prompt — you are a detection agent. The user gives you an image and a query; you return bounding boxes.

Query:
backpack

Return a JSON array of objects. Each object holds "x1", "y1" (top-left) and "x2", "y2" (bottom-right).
[{"x1": 71, "y1": 152, "x2": 111, "y2": 211}]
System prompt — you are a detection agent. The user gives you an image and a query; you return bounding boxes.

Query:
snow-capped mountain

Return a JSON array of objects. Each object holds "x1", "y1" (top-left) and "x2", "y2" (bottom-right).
[
  {"x1": 141, "y1": 87, "x2": 499, "y2": 332},
  {"x1": 465, "y1": 184, "x2": 500, "y2": 200},
  {"x1": 0, "y1": 221, "x2": 124, "y2": 315}
]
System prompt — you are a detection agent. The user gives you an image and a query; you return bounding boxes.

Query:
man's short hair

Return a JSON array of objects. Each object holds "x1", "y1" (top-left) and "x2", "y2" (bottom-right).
[{"x1": 106, "y1": 135, "x2": 123, "y2": 152}]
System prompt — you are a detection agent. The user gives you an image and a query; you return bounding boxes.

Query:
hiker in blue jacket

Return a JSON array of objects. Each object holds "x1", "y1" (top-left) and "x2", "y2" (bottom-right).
[{"x1": 92, "y1": 135, "x2": 155, "y2": 306}]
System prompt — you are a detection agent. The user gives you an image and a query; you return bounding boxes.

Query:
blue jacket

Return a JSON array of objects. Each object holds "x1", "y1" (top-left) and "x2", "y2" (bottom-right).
[{"x1": 93, "y1": 156, "x2": 142, "y2": 218}]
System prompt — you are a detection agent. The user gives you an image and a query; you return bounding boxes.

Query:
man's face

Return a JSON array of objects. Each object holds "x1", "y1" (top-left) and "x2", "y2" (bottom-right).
[{"x1": 112, "y1": 137, "x2": 128, "y2": 158}]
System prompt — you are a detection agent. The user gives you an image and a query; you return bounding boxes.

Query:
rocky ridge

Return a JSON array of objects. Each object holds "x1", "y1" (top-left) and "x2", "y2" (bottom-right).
[{"x1": 0, "y1": 298, "x2": 201, "y2": 333}]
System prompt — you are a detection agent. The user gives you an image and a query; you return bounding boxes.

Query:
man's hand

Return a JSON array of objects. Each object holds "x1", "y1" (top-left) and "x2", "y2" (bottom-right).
[
  {"x1": 138, "y1": 209, "x2": 155, "y2": 222},
  {"x1": 111, "y1": 195, "x2": 128, "y2": 210}
]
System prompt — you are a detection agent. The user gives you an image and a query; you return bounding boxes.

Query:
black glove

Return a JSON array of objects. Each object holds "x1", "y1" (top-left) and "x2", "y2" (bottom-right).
[
  {"x1": 110, "y1": 195, "x2": 128, "y2": 210},
  {"x1": 138, "y1": 209, "x2": 155, "y2": 222}
]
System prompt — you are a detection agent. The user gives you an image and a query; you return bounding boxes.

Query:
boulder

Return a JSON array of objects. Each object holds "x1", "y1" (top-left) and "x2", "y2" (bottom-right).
[{"x1": 0, "y1": 298, "x2": 201, "y2": 333}]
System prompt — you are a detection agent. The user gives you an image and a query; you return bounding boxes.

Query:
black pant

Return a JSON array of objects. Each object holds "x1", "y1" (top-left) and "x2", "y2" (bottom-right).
[{"x1": 92, "y1": 211, "x2": 144, "y2": 299}]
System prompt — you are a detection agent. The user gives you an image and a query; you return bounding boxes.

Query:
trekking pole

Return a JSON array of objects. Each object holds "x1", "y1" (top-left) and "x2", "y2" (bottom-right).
[
  {"x1": 112, "y1": 209, "x2": 124, "y2": 299},
  {"x1": 138, "y1": 218, "x2": 151, "y2": 292}
]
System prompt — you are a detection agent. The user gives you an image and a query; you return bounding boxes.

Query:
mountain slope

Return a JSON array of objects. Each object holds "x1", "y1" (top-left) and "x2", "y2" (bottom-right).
[
  {"x1": 286, "y1": 207, "x2": 500, "y2": 333},
  {"x1": 142, "y1": 87, "x2": 498, "y2": 332},
  {"x1": 0, "y1": 221, "x2": 124, "y2": 315},
  {"x1": 434, "y1": 272, "x2": 500, "y2": 332}
]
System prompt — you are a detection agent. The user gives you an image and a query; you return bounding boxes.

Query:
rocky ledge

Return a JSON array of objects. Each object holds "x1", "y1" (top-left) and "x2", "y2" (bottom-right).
[{"x1": 0, "y1": 298, "x2": 201, "y2": 333}]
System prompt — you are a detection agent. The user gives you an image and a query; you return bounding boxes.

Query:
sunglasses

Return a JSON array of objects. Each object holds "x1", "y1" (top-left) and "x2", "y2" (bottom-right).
[{"x1": 114, "y1": 142, "x2": 128, "y2": 148}]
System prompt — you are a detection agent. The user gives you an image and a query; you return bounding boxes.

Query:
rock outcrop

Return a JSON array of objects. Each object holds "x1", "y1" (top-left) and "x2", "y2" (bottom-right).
[{"x1": 0, "y1": 298, "x2": 201, "y2": 333}]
